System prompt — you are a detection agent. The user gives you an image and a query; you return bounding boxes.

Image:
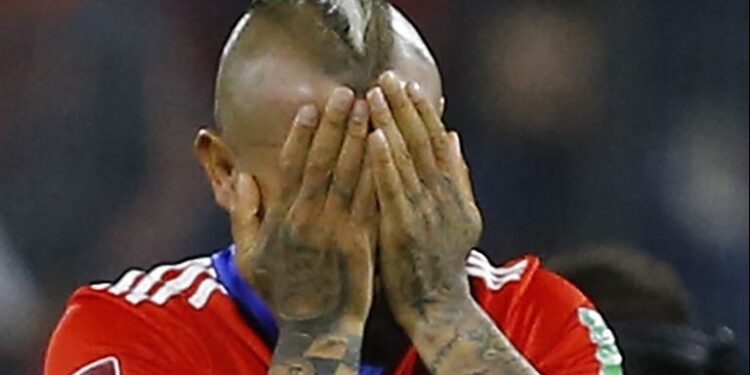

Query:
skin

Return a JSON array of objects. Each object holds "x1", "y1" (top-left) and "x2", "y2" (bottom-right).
[
  {"x1": 368, "y1": 73, "x2": 540, "y2": 374},
  {"x1": 195, "y1": 6, "x2": 540, "y2": 375}
]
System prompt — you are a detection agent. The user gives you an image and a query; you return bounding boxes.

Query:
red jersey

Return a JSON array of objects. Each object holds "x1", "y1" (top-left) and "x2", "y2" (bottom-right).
[{"x1": 45, "y1": 247, "x2": 622, "y2": 375}]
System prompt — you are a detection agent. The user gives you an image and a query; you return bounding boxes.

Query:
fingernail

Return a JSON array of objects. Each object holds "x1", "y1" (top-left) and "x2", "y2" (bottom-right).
[
  {"x1": 329, "y1": 87, "x2": 355, "y2": 112},
  {"x1": 350, "y1": 100, "x2": 369, "y2": 123},
  {"x1": 367, "y1": 87, "x2": 388, "y2": 111},
  {"x1": 373, "y1": 128, "x2": 387, "y2": 143},
  {"x1": 406, "y1": 82, "x2": 423, "y2": 100},
  {"x1": 379, "y1": 71, "x2": 401, "y2": 94},
  {"x1": 295, "y1": 105, "x2": 318, "y2": 127}
]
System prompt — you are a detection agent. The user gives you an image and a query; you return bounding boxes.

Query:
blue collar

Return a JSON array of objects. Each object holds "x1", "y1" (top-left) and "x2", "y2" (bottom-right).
[{"x1": 212, "y1": 246, "x2": 386, "y2": 375}]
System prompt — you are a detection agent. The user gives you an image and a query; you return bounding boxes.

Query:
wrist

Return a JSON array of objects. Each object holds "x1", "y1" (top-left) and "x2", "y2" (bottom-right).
[
  {"x1": 273, "y1": 316, "x2": 366, "y2": 374},
  {"x1": 396, "y1": 277, "x2": 474, "y2": 335},
  {"x1": 406, "y1": 297, "x2": 488, "y2": 363},
  {"x1": 278, "y1": 313, "x2": 367, "y2": 338}
]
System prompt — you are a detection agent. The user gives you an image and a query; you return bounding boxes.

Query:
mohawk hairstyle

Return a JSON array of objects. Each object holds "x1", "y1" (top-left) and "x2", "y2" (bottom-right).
[{"x1": 249, "y1": 0, "x2": 389, "y2": 57}]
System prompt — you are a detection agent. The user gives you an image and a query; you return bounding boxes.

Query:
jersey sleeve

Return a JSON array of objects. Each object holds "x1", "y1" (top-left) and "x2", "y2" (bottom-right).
[
  {"x1": 473, "y1": 256, "x2": 623, "y2": 375},
  {"x1": 45, "y1": 288, "x2": 210, "y2": 375},
  {"x1": 522, "y1": 270, "x2": 623, "y2": 375}
]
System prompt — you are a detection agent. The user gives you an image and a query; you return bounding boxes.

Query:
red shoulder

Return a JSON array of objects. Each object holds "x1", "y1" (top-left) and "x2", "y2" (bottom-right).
[
  {"x1": 45, "y1": 256, "x2": 227, "y2": 375},
  {"x1": 466, "y1": 251, "x2": 623, "y2": 375}
]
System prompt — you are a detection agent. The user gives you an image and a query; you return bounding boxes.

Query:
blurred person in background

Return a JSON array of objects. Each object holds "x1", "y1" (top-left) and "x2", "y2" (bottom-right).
[
  {"x1": 548, "y1": 245, "x2": 742, "y2": 375},
  {"x1": 447, "y1": 0, "x2": 748, "y2": 369},
  {"x1": 44, "y1": 1, "x2": 622, "y2": 374},
  {"x1": 0, "y1": 219, "x2": 43, "y2": 375},
  {"x1": 1, "y1": 1, "x2": 244, "y2": 372}
]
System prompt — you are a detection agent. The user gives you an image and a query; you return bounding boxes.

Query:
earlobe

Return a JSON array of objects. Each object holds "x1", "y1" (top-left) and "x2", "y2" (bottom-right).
[{"x1": 194, "y1": 128, "x2": 236, "y2": 210}]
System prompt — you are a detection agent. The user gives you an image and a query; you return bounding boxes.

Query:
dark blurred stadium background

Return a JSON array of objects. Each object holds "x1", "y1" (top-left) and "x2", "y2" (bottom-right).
[{"x1": 0, "y1": 0, "x2": 747, "y2": 374}]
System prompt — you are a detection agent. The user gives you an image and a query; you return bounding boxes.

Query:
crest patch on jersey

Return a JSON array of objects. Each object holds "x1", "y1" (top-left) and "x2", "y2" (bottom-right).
[{"x1": 73, "y1": 356, "x2": 121, "y2": 375}]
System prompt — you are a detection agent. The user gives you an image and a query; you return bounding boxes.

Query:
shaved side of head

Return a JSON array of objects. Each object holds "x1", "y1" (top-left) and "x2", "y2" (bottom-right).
[{"x1": 213, "y1": 0, "x2": 442, "y2": 184}]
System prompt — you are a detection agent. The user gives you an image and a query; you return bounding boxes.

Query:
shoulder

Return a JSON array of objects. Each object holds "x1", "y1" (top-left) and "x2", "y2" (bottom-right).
[
  {"x1": 45, "y1": 255, "x2": 228, "y2": 375},
  {"x1": 85, "y1": 255, "x2": 227, "y2": 310},
  {"x1": 465, "y1": 250, "x2": 623, "y2": 375},
  {"x1": 466, "y1": 250, "x2": 590, "y2": 314}
]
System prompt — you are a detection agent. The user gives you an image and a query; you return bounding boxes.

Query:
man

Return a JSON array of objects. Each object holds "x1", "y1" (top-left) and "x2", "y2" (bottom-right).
[
  {"x1": 549, "y1": 246, "x2": 741, "y2": 375},
  {"x1": 45, "y1": 1, "x2": 622, "y2": 374}
]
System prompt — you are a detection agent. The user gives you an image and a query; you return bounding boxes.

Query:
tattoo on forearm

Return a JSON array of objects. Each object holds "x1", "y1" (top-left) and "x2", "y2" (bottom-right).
[
  {"x1": 419, "y1": 303, "x2": 540, "y2": 375},
  {"x1": 270, "y1": 329, "x2": 363, "y2": 375}
]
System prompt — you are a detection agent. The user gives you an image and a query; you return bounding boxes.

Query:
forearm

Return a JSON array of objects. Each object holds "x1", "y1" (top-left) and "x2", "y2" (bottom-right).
[
  {"x1": 410, "y1": 298, "x2": 540, "y2": 375},
  {"x1": 270, "y1": 319, "x2": 365, "y2": 375}
]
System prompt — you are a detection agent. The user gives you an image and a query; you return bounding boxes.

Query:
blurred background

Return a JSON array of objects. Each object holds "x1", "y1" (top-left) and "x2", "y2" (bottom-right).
[{"x1": 0, "y1": 0, "x2": 747, "y2": 374}]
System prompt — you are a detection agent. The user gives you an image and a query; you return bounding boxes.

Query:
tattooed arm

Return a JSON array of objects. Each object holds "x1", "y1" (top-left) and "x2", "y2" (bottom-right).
[
  {"x1": 409, "y1": 298, "x2": 540, "y2": 374},
  {"x1": 365, "y1": 72, "x2": 540, "y2": 375},
  {"x1": 224, "y1": 87, "x2": 378, "y2": 374}
]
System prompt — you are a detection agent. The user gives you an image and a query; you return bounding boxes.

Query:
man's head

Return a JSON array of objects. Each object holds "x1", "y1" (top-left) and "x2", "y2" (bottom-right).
[
  {"x1": 547, "y1": 245, "x2": 691, "y2": 324},
  {"x1": 195, "y1": 0, "x2": 442, "y2": 223}
]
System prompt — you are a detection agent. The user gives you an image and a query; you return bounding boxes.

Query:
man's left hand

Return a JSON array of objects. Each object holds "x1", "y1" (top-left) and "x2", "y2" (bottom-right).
[
  {"x1": 365, "y1": 73, "x2": 541, "y2": 375},
  {"x1": 366, "y1": 71, "x2": 482, "y2": 333}
]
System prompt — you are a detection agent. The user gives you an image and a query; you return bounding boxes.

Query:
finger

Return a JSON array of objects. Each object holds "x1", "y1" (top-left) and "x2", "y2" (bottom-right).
[
  {"x1": 300, "y1": 87, "x2": 355, "y2": 200},
  {"x1": 351, "y1": 162, "x2": 376, "y2": 223},
  {"x1": 407, "y1": 82, "x2": 451, "y2": 171},
  {"x1": 448, "y1": 131, "x2": 475, "y2": 204},
  {"x1": 367, "y1": 87, "x2": 421, "y2": 194},
  {"x1": 367, "y1": 129, "x2": 411, "y2": 220},
  {"x1": 351, "y1": 152, "x2": 378, "y2": 256},
  {"x1": 325, "y1": 100, "x2": 369, "y2": 213},
  {"x1": 378, "y1": 71, "x2": 438, "y2": 180},
  {"x1": 279, "y1": 105, "x2": 319, "y2": 199}
]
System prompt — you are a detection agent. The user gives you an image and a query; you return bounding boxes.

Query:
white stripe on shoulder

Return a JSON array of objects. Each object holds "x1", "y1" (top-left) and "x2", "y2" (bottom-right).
[
  {"x1": 465, "y1": 250, "x2": 528, "y2": 291},
  {"x1": 149, "y1": 264, "x2": 213, "y2": 305},
  {"x1": 90, "y1": 256, "x2": 219, "y2": 309},
  {"x1": 188, "y1": 278, "x2": 228, "y2": 310},
  {"x1": 125, "y1": 258, "x2": 210, "y2": 305}
]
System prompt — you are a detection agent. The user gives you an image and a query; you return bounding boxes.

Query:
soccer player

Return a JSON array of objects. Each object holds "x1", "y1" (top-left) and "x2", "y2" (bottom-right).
[{"x1": 45, "y1": 1, "x2": 622, "y2": 374}]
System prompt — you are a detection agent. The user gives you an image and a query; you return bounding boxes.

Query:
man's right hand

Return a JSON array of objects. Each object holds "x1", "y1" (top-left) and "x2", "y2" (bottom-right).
[{"x1": 241, "y1": 87, "x2": 376, "y2": 374}]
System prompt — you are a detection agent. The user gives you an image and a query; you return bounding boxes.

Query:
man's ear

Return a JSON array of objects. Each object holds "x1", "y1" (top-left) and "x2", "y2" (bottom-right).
[
  {"x1": 194, "y1": 128, "x2": 237, "y2": 211},
  {"x1": 439, "y1": 97, "x2": 446, "y2": 117}
]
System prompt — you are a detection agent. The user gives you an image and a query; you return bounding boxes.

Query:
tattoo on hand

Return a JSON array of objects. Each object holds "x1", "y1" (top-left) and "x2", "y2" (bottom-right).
[
  {"x1": 366, "y1": 72, "x2": 483, "y2": 331},
  {"x1": 235, "y1": 90, "x2": 375, "y2": 374}
]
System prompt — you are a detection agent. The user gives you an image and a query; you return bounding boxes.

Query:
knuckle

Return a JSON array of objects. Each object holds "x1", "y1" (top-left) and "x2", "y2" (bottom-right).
[
  {"x1": 396, "y1": 227, "x2": 419, "y2": 248},
  {"x1": 417, "y1": 137, "x2": 432, "y2": 150},
  {"x1": 347, "y1": 125, "x2": 368, "y2": 139},
  {"x1": 288, "y1": 220, "x2": 308, "y2": 238},
  {"x1": 299, "y1": 181, "x2": 327, "y2": 201},
  {"x1": 391, "y1": 97, "x2": 412, "y2": 112},
  {"x1": 373, "y1": 149, "x2": 392, "y2": 164},
  {"x1": 328, "y1": 112, "x2": 348, "y2": 126},
  {"x1": 334, "y1": 167, "x2": 357, "y2": 186},
  {"x1": 381, "y1": 185, "x2": 402, "y2": 202},
  {"x1": 431, "y1": 134, "x2": 448, "y2": 151},
  {"x1": 306, "y1": 158, "x2": 332, "y2": 176},
  {"x1": 287, "y1": 209, "x2": 311, "y2": 235},
  {"x1": 279, "y1": 159, "x2": 297, "y2": 175},
  {"x1": 393, "y1": 150, "x2": 413, "y2": 165},
  {"x1": 331, "y1": 182, "x2": 354, "y2": 204},
  {"x1": 372, "y1": 110, "x2": 393, "y2": 125}
]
